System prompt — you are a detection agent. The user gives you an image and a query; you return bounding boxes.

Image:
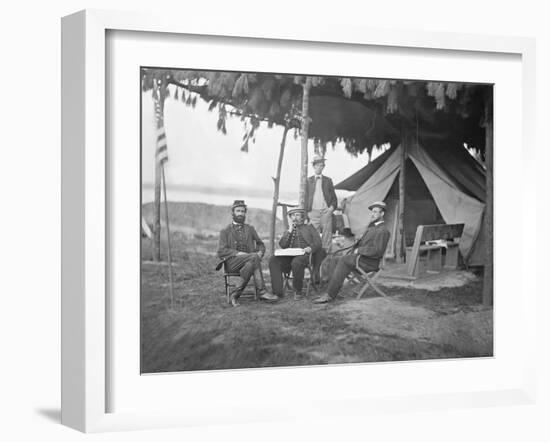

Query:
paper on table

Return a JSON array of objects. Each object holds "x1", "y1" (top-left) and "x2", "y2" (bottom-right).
[
  {"x1": 425, "y1": 239, "x2": 448, "y2": 248},
  {"x1": 273, "y1": 248, "x2": 306, "y2": 257}
]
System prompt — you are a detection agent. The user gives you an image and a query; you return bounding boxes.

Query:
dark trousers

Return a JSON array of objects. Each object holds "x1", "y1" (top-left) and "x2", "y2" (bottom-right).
[
  {"x1": 326, "y1": 254, "x2": 380, "y2": 298},
  {"x1": 225, "y1": 253, "x2": 264, "y2": 289},
  {"x1": 268, "y1": 254, "x2": 310, "y2": 296}
]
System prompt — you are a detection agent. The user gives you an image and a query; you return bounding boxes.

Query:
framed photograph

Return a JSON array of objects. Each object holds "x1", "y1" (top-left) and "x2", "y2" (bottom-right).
[{"x1": 62, "y1": 9, "x2": 537, "y2": 433}]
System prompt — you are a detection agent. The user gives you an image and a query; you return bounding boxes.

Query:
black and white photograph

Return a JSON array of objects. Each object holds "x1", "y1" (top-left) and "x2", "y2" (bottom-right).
[
  {"x1": 140, "y1": 68, "x2": 493, "y2": 374},
  {"x1": 6, "y1": 0, "x2": 550, "y2": 437}
]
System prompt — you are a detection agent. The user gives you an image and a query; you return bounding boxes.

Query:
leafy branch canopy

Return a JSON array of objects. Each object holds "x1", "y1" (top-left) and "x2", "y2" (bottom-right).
[{"x1": 142, "y1": 68, "x2": 491, "y2": 157}]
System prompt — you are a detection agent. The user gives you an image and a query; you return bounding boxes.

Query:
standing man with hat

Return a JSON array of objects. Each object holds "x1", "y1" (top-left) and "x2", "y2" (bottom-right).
[
  {"x1": 268, "y1": 207, "x2": 322, "y2": 300},
  {"x1": 218, "y1": 200, "x2": 278, "y2": 307},
  {"x1": 313, "y1": 201, "x2": 390, "y2": 304},
  {"x1": 307, "y1": 155, "x2": 338, "y2": 252}
]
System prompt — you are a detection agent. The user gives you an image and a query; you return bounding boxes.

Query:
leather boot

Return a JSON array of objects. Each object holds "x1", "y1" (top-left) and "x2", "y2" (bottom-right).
[
  {"x1": 253, "y1": 268, "x2": 278, "y2": 302},
  {"x1": 228, "y1": 277, "x2": 247, "y2": 307},
  {"x1": 252, "y1": 267, "x2": 266, "y2": 292}
]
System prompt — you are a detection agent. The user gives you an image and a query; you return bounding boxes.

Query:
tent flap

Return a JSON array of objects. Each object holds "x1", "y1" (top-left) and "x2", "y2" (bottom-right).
[
  {"x1": 408, "y1": 143, "x2": 485, "y2": 264},
  {"x1": 347, "y1": 146, "x2": 402, "y2": 238},
  {"x1": 343, "y1": 143, "x2": 486, "y2": 266}
]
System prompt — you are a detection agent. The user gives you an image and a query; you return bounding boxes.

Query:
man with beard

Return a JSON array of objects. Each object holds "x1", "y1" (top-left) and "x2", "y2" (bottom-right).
[
  {"x1": 218, "y1": 200, "x2": 278, "y2": 307},
  {"x1": 313, "y1": 201, "x2": 390, "y2": 304},
  {"x1": 268, "y1": 207, "x2": 322, "y2": 300}
]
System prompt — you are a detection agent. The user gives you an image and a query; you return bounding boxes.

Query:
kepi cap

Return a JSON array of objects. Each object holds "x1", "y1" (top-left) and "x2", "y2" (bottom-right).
[{"x1": 231, "y1": 199, "x2": 247, "y2": 210}]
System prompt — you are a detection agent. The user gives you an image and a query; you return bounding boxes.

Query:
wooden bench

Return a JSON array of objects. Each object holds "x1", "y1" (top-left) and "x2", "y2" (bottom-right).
[{"x1": 406, "y1": 223, "x2": 464, "y2": 278}]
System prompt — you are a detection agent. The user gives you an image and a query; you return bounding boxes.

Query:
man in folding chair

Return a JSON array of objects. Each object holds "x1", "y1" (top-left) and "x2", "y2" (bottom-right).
[
  {"x1": 218, "y1": 200, "x2": 279, "y2": 307},
  {"x1": 313, "y1": 201, "x2": 390, "y2": 304},
  {"x1": 268, "y1": 207, "x2": 323, "y2": 300}
]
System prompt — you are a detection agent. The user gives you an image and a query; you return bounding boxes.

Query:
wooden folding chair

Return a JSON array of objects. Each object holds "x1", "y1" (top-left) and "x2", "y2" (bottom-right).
[
  {"x1": 282, "y1": 253, "x2": 316, "y2": 298},
  {"x1": 216, "y1": 260, "x2": 258, "y2": 303},
  {"x1": 352, "y1": 255, "x2": 387, "y2": 299}
]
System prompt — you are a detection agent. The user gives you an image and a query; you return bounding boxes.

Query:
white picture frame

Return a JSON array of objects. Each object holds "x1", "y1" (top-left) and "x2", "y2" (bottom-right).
[{"x1": 61, "y1": 9, "x2": 537, "y2": 433}]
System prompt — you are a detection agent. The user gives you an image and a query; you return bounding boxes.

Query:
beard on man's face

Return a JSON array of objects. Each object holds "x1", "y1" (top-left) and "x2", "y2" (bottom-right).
[{"x1": 232, "y1": 213, "x2": 246, "y2": 223}]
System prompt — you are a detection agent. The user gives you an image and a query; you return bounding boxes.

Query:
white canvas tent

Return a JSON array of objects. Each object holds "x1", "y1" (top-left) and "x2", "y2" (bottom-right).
[{"x1": 337, "y1": 142, "x2": 486, "y2": 266}]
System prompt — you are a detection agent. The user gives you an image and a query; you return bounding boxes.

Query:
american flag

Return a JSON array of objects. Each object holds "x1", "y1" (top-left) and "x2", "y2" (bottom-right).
[{"x1": 153, "y1": 86, "x2": 168, "y2": 165}]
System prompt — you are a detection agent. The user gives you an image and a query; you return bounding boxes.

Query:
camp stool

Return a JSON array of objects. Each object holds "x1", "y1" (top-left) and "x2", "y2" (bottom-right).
[{"x1": 352, "y1": 255, "x2": 387, "y2": 299}]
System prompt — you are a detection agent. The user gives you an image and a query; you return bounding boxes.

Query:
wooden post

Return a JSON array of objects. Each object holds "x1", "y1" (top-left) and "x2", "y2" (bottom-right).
[
  {"x1": 407, "y1": 225, "x2": 424, "y2": 277},
  {"x1": 396, "y1": 132, "x2": 408, "y2": 263},
  {"x1": 270, "y1": 126, "x2": 289, "y2": 254},
  {"x1": 152, "y1": 89, "x2": 163, "y2": 262},
  {"x1": 161, "y1": 166, "x2": 175, "y2": 309},
  {"x1": 298, "y1": 77, "x2": 312, "y2": 209},
  {"x1": 483, "y1": 94, "x2": 493, "y2": 306},
  {"x1": 153, "y1": 157, "x2": 162, "y2": 261}
]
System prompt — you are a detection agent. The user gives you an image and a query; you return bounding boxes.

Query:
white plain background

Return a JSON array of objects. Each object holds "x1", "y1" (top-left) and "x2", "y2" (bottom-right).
[{"x1": 0, "y1": 1, "x2": 548, "y2": 441}]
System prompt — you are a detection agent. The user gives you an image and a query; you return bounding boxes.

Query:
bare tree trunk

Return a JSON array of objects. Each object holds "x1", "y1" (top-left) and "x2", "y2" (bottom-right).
[
  {"x1": 298, "y1": 77, "x2": 312, "y2": 209},
  {"x1": 483, "y1": 96, "x2": 493, "y2": 306},
  {"x1": 270, "y1": 126, "x2": 289, "y2": 254},
  {"x1": 396, "y1": 132, "x2": 408, "y2": 263}
]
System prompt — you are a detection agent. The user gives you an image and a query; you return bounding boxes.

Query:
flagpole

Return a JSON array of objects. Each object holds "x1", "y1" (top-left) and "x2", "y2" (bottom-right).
[{"x1": 161, "y1": 165, "x2": 175, "y2": 310}]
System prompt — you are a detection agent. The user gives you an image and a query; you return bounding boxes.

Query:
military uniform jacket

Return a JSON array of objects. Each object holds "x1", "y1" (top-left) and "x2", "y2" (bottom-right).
[
  {"x1": 217, "y1": 223, "x2": 266, "y2": 261},
  {"x1": 279, "y1": 223, "x2": 322, "y2": 253}
]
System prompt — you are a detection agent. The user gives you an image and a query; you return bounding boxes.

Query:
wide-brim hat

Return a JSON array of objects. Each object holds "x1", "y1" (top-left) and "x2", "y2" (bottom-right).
[
  {"x1": 311, "y1": 154, "x2": 326, "y2": 165},
  {"x1": 368, "y1": 201, "x2": 386, "y2": 210},
  {"x1": 231, "y1": 199, "x2": 247, "y2": 210},
  {"x1": 287, "y1": 207, "x2": 306, "y2": 216}
]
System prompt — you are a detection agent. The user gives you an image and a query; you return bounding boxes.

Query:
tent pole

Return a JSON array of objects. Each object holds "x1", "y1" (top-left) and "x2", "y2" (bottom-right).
[
  {"x1": 298, "y1": 77, "x2": 312, "y2": 209},
  {"x1": 396, "y1": 132, "x2": 408, "y2": 263},
  {"x1": 270, "y1": 126, "x2": 289, "y2": 254},
  {"x1": 483, "y1": 95, "x2": 493, "y2": 306}
]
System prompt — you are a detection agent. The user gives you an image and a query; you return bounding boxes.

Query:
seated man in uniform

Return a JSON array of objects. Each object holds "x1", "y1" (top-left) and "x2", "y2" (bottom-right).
[
  {"x1": 268, "y1": 207, "x2": 322, "y2": 300},
  {"x1": 313, "y1": 201, "x2": 390, "y2": 304},
  {"x1": 218, "y1": 200, "x2": 278, "y2": 307}
]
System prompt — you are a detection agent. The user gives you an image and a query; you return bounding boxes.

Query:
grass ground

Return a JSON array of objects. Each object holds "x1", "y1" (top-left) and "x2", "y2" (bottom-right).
[{"x1": 140, "y1": 233, "x2": 493, "y2": 373}]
